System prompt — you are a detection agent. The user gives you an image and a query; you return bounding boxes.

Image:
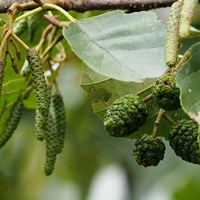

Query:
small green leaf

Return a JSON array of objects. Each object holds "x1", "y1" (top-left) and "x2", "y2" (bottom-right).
[
  {"x1": 0, "y1": 17, "x2": 6, "y2": 27},
  {"x1": 0, "y1": 78, "x2": 25, "y2": 134},
  {"x1": 63, "y1": 10, "x2": 168, "y2": 82},
  {"x1": 176, "y1": 43, "x2": 200, "y2": 124}
]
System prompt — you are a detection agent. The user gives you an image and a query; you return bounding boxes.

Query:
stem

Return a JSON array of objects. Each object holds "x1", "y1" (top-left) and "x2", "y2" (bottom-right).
[
  {"x1": 11, "y1": 32, "x2": 30, "y2": 50},
  {"x1": 9, "y1": 37, "x2": 21, "y2": 60},
  {"x1": 15, "y1": 7, "x2": 42, "y2": 22},
  {"x1": 163, "y1": 113, "x2": 176, "y2": 124},
  {"x1": 42, "y1": 3, "x2": 76, "y2": 22},
  {"x1": 36, "y1": 24, "x2": 53, "y2": 52},
  {"x1": 0, "y1": 0, "x2": 177, "y2": 13},
  {"x1": 152, "y1": 109, "x2": 165, "y2": 137},
  {"x1": 0, "y1": 29, "x2": 12, "y2": 56},
  {"x1": 142, "y1": 93, "x2": 153, "y2": 103},
  {"x1": 41, "y1": 34, "x2": 63, "y2": 59},
  {"x1": 137, "y1": 84, "x2": 154, "y2": 95},
  {"x1": 175, "y1": 49, "x2": 191, "y2": 70}
]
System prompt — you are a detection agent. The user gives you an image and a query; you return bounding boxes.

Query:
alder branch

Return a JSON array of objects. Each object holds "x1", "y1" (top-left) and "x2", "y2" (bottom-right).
[{"x1": 0, "y1": 0, "x2": 176, "y2": 13}]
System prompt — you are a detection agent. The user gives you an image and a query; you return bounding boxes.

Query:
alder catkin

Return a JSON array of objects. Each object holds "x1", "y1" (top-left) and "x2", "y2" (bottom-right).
[
  {"x1": 35, "y1": 86, "x2": 51, "y2": 141},
  {"x1": 165, "y1": 1, "x2": 182, "y2": 67},
  {"x1": 179, "y1": 0, "x2": 199, "y2": 39},
  {"x1": 52, "y1": 92, "x2": 67, "y2": 154},
  {"x1": 0, "y1": 100, "x2": 24, "y2": 148},
  {"x1": 44, "y1": 113, "x2": 57, "y2": 176},
  {"x1": 26, "y1": 49, "x2": 50, "y2": 116}
]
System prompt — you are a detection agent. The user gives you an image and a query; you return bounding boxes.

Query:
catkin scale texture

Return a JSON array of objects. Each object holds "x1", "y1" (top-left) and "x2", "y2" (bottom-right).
[
  {"x1": 179, "y1": 0, "x2": 199, "y2": 39},
  {"x1": 26, "y1": 49, "x2": 50, "y2": 116},
  {"x1": 52, "y1": 92, "x2": 67, "y2": 154},
  {"x1": 104, "y1": 95, "x2": 148, "y2": 137},
  {"x1": 44, "y1": 114, "x2": 57, "y2": 176},
  {"x1": 153, "y1": 70, "x2": 180, "y2": 111},
  {"x1": 133, "y1": 134, "x2": 166, "y2": 167},
  {"x1": 165, "y1": 1, "x2": 182, "y2": 66},
  {"x1": 169, "y1": 119, "x2": 200, "y2": 164}
]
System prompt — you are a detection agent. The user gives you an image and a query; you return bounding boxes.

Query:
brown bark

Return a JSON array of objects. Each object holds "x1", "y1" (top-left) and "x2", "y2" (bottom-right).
[{"x1": 0, "y1": 0, "x2": 176, "y2": 13}]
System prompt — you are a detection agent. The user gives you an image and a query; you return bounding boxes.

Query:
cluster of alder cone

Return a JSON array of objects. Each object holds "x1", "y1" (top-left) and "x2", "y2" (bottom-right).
[
  {"x1": 103, "y1": 68, "x2": 200, "y2": 167},
  {"x1": 103, "y1": 0, "x2": 200, "y2": 167}
]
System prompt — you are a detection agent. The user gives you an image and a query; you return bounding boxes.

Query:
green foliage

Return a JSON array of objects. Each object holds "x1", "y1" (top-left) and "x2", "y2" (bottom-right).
[
  {"x1": 0, "y1": 78, "x2": 25, "y2": 135},
  {"x1": 63, "y1": 10, "x2": 167, "y2": 82},
  {"x1": 176, "y1": 43, "x2": 200, "y2": 124},
  {"x1": 104, "y1": 94, "x2": 147, "y2": 137},
  {"x1": 0, "y1": 99, "x2": 23, "y2": 148},
  {"x1": 133, "y1": 134, "x2": 166, "y2": 167},
  {"x1": 169, "y1": 119, "x2": 200, "y2": 164}
]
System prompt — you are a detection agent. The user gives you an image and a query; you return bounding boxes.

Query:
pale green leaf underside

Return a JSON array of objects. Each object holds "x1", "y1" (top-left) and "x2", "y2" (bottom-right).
[
  {"x1": 176, "y1": 43, "x2": 200, "y2": 124},
  {"x1": 63, "y1": 10, "x2": 168, "y2": 82}
]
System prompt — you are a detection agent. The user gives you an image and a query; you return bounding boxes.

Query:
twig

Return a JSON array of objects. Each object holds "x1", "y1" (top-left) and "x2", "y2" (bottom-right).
[
  {"x1": 0, "y1": 0, "x2": 177, "y2": 13},
  {"x1": 152, "y1": 109, "x2": 165, "y2": 137}
]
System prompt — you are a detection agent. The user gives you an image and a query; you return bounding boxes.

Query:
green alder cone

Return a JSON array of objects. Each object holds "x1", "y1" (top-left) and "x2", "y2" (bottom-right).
[
  {"x1": 153, "y1": 69, "x2": 180, "y2": 111},
  {"x1": 0, "y1": 100, "x2": 24, "y2": 148},
  {"x1": 133, "y1": 134, "x2": 166, "y2": 167},
  {"x1": 169, "y1": 119, "x2": 200, "y2": 164},
  {"x1": 104, "y1": 95, "x2": 148, "y2": 137},
  {"x1": 26, "y1": 49, "x2": 50, "y2": 116},
  {"x1": 52, "y1": 92, "x2": 67, "y2": 154}
]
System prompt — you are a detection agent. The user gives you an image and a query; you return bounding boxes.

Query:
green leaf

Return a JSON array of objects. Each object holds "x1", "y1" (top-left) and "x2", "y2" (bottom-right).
[
  {"x1": 63, "y1": 10, "x2": 168, "y2": 82},
  {"x1": 81, "y1": 64, "x2": 155, "y2": 119},
  {"x1": 81, "y1": 65, "x2": 187, "y2": 139},
  {"x1": 0, "y1": 18, "x2": 6, "y2": 27},
  {"x1": 0, "y1": 78, "x2": 25, "y2": 134},
  {"x1": 176, "y1": 43, "x2": 200, "y2": 124}
]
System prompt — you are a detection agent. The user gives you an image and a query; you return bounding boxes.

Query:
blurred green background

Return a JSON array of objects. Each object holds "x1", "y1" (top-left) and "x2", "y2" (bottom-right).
[{"x1": 1, "y1": 6, "x2": 200, "y2": 200}]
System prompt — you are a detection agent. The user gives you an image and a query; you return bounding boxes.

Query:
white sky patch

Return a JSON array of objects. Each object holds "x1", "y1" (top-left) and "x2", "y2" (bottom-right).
[
  {"x1": 188, "y1": 89, "x2": 192, "y2": 93},
  {"x1": 87, "y1": 164, "x2": 130, "y2": 200}
]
